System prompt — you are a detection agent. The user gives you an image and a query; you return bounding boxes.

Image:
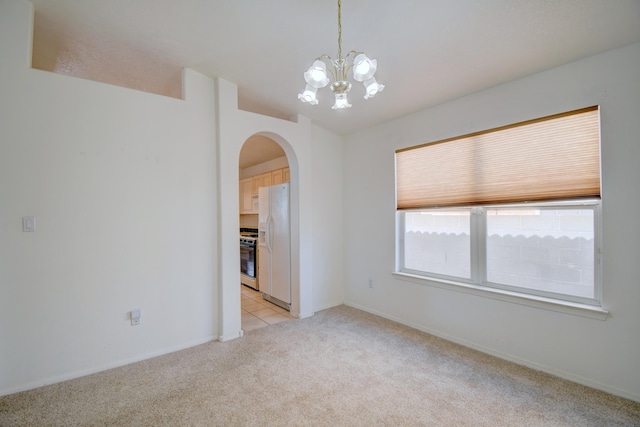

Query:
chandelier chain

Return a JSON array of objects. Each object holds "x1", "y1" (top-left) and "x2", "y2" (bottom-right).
[{"x1": 337, "y1": 0, "x2": 342, "y2": 60}]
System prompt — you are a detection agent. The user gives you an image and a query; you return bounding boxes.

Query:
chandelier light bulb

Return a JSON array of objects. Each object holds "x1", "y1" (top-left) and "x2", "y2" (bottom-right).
[
  {"x1": 298, "y1": 85, "x2": 319, "y2": 105},
  {"x1": 310, "y1": 69, "x2": 326, "y2": 82},
  {"x1": 352, "y1": 54, "x2": 377, "y2": 82},
  {"x1": 354, "y1": 60, "x2": 370, "y2": 76},
  {"x1": 363, "y1": 77, "x2": 385, "y2": 99},
  {"x1": 332, "y1": 92, "x2": 351, "y2": 110},
  {"x1": 304, "y1": 61, "x2": 330, "y2": 88}
]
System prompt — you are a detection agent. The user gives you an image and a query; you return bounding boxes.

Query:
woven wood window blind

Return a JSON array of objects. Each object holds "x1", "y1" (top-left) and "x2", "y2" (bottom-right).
[{"x1": 396, "y1": 106, "x2": 600, "y2": 210}]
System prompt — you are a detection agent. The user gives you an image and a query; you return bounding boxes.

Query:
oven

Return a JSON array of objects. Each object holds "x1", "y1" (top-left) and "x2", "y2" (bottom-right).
[{"x1": 240, "y1": 230, "x2": 259, "y2": 290}]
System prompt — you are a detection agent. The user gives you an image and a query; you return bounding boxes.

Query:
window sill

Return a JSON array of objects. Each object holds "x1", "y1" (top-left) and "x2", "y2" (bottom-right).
[{"x1": 392, "y1": 272, "x2": 609, "y2": 321}]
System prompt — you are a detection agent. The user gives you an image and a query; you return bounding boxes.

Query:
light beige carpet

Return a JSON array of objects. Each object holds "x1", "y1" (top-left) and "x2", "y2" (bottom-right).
[{"x1": 1, "y1": 305, "x2": 639, "y2": 426}]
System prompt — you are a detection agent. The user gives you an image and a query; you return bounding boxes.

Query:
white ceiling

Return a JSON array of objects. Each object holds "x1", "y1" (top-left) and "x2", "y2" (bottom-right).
[{"x1": 28, "y1": 0, "x2": 640, "y2": 139}]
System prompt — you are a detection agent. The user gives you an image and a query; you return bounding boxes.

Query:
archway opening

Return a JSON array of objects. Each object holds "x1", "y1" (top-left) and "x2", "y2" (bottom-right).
[{"x1": 238, "y1": 134, "x2": 298, "y2": 331}]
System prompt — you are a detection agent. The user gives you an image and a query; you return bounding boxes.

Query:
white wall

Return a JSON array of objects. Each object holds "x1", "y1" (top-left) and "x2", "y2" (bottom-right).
[
  {"x1": 0, "y1": 1, "x2": 218, "y2": 394},
  {"x1": 311, "y1": 124, "x2": 345, "y2": 310},
  {"x1": 343, "y1": 42, "x2": 640, "y2": 401}
]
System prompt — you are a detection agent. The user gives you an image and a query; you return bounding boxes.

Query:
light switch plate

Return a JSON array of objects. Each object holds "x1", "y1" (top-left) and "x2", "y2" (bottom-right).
[
  {"x1": 22, "y1": 216, "x2": 36, "y2": 232},
  {"x1": 131, "y1": 309, "x2": 141, "y2": 326}
]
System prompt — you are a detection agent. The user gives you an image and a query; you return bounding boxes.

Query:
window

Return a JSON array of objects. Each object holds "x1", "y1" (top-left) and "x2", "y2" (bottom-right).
[{"x1": 395, "y1": 107, "x2": 602, "y2": 307}]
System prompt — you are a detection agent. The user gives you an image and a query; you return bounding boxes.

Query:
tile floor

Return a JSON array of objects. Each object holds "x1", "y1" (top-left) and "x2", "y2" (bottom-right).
[{"x1": 241, "y1": 285, "x2": 292, "y2": 332}]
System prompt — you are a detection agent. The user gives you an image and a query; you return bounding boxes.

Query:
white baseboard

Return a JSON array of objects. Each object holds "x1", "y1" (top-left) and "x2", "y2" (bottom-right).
[
  {"x1": 218, "y1": 330, "x2": 243, "y2": 342},
  {"x1": 313, "y1": 300, "x2": 343, "y2": 313},
  {"x1": 0, "y1": 335, "x2": 217, "y2": 397},
  {"x1": 288, "y1": 300, "x2": 342, "y2": 319},
  {"x1": 343, "y1": 301, "x2": 640, "y2": 404}
]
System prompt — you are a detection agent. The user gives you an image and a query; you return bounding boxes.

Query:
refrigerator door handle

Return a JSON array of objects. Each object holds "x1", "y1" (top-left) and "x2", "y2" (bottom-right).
[
  {"x1": 266, "y1": 215, "x2": 273, "y2": 253},
  {"x1": 265, "y1": 216, "x2": 269, "y2": 251}
]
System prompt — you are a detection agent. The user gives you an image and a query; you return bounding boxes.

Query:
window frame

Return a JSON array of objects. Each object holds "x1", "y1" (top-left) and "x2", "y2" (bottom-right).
[{"x1": 396, "y1": 199, "x2": 604, "y2": 314}]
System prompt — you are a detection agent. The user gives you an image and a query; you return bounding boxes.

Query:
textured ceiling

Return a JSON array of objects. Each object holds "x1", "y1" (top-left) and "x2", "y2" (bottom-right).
[{"x1": 28, "y1": 0, "x2": 640, "y2": 138}]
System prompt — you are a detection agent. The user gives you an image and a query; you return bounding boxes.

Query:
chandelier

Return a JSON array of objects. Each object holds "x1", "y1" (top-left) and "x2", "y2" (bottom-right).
[{"x1": 298, "y1": 0, "x2": 385, "y2": 110}]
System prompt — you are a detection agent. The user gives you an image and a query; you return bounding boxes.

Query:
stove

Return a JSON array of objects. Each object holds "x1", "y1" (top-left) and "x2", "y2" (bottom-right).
[
  {"x1": 240, "y1": 236, "x2": 257, "y2": 245},
  {"x1": 240, "y1": 228, "x2": 259, "y2": 290},
  {"x1": 240, "y1": 227, "x2": 259, "y2": 238}
]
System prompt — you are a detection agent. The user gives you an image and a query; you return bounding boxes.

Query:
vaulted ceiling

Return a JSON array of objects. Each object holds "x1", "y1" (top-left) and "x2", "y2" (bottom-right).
[{"x1": 29, "y1": 0, "x2": 640, "y2": 138}]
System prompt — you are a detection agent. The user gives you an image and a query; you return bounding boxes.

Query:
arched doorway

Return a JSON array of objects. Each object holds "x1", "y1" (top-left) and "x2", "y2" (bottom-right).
[
  {"x1": 238, "y1": 134, "x2": 297, "y2": 331},
  {"x1": 216, "y1": 79, "x2": 312, "y2": 342}
]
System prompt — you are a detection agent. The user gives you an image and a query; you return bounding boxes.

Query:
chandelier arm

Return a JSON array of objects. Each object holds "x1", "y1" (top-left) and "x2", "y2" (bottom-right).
[
  {"x1": 316, "y1": 54, "x2": 338, "y2": 82},
  {"x1": 344, "y1": 50, "x2": 362, "y2": 61},
  {"x1": 343, "y1": 50, "x2": 363, "y2": 78},
  {"x1": 344, "y1": 63, "x2": 354, "y2": 80},
  {"x1": 332, "y1": 58, "x2": 346, "y2": 81},
  {"x1": 328, "y1": 66, "x2": 338, "y2": 82}
]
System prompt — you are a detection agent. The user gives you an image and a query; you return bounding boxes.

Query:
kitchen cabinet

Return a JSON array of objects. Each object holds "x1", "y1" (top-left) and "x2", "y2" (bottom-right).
[
  {"x1": 240, "y1": 178, "x2": 258, "y2": 214},
  {"x1": 272, "y1": 168, "x2": 283, "y2": 185},
  {"x1": 251, "y1": 175, "x2": 262, "y2": 195},
  {"x1": 259, "y1": 172, "x2": 270, "y2": 188},
  {"x1": 241, "y1": 168, "x2": 290, "y2": 214}
]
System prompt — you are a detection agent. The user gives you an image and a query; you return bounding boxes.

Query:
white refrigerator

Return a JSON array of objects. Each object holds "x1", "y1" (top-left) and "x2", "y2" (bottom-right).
[{"x1": 258, "y1": 183, "x2": 291, "y2": 308}]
